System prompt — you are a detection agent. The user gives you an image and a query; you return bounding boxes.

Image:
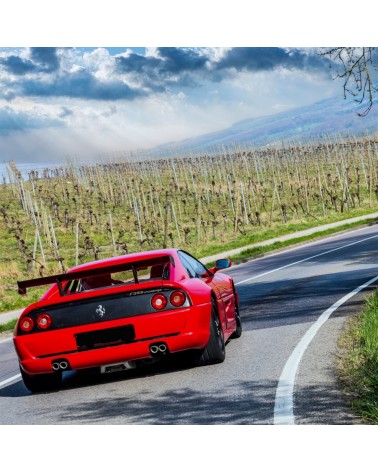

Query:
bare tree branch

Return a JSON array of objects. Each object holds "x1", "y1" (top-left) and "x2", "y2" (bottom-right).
[{"x1": 320, "y1": 47, "x2": 377, "y2": 116}]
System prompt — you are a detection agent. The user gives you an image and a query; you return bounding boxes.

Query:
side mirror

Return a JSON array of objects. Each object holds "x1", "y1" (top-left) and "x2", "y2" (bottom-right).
[
  {"x1": 209, "y1": 258, "x2": 232, "y2": 274},
  {"x1": 216, "y1": 259, "x2": 232, "y2": 270}
]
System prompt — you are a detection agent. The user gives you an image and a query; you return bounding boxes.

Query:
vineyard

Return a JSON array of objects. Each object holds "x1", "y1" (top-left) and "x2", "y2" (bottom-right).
[{"x1": 1, "y1": 135, "x2": 378, "y2": 310}]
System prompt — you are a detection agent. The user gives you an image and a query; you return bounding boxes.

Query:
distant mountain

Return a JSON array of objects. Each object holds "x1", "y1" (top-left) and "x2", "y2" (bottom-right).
[{"x1": 153, "y1": 96, "x2": 378, "y2": 155}]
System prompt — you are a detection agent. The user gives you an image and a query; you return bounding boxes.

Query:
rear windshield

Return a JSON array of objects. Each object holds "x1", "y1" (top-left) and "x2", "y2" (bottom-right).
[{"x1": 64, "y1": 257, "x2": 171, "y2": 294}]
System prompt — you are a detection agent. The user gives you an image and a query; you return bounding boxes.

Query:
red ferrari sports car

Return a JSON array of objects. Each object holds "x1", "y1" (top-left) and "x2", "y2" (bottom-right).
[{"x1": 14, "y1": 248, "x2": 242, "y2": 393}]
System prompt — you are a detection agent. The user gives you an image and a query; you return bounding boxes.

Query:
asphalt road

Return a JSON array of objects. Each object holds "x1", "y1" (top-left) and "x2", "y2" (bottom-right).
[{"x1": 1, "y1": 223, "x2": 377, "y2": 425}]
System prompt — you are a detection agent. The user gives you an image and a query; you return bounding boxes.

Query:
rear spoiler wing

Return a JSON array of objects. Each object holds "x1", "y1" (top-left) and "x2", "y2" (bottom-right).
[{"x1": 17, "y1": 256, "x2": 174, "y2": 295}]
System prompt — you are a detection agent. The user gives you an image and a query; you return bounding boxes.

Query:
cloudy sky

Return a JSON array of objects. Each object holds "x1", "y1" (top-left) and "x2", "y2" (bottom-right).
[
  {"x1": 0, "y1": 2, "x2": 369, "y2": 166},
  {"x1": 0, "y1": 46, "x2": 342, "y2": 164}
]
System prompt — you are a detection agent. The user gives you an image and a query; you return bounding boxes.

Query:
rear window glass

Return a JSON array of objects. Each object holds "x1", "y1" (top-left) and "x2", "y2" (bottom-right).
[{"x1": 64, "y1": 258, "x2": 171, "y2": 294}]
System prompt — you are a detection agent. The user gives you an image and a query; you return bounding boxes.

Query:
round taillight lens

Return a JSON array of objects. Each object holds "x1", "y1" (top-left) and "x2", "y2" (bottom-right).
[
  {"x1": 151, "y1": 294, "x2": 167, "y2": 310},
  {"x1": 170, "y1": 291, "x2": 186, "y2": 307},
  {"x1": 20, "y1": 316, "x2": 35, "y2": 333},
  {"x1": 36, "y1": 313, "x2": 52, "y2": 330}
]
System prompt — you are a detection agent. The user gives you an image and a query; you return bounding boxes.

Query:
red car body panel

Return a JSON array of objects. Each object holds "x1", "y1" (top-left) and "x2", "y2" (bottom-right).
[{"x1": 14, "y1": 249, "x2": 238, "y2": 377}]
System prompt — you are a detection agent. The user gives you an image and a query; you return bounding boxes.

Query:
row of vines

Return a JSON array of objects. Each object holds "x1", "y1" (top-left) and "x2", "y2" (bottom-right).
[{"x1": 1, "y1": 135, "x2": 378, "y2": 279}]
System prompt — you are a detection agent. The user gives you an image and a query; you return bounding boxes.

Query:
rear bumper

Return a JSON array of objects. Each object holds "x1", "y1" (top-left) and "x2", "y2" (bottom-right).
[{"x1": 14, "y1": 303, "x2": 211, "y2": 375}]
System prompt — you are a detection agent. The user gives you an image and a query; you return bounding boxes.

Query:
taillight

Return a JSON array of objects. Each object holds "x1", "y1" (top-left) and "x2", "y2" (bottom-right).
[
  {"x1": 36, "y1": 313, "x2": 52, "y2": 330},
  {"x1": 151, "y1": 294, "x2": 167, "y2": 310},
  {"x1": 170, "y1": 291, "x2": 186, "y2": 307},
  {"x1": 19, "y1": 316, "x2": 35, "y2": 333}
]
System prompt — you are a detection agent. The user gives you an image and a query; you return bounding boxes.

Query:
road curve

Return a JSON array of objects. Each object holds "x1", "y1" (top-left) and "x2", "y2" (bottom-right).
[{"x1": 0, "y1": 223, "x2": 377, "y2": 425}]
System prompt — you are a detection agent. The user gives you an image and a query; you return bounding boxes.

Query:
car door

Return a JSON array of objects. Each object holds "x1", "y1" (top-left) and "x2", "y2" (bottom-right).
[
  {"x1": 210, "y1": 270, "x2": 235, "y2": 328},
  {"x1": 177, "y1": 251, "x2": 233, "y2": 329}
]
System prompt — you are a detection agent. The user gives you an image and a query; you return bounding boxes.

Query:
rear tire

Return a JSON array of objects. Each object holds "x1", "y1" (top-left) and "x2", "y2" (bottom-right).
[
  {"x1": 20, "y1": 367, "x2": 62, "y2": 393},
  {"x1": 192, "y1": 300, "x2": 225, "y2": 366},
  {"x1": 230, "y1": 299, "x2": 242, "y2": 339}
]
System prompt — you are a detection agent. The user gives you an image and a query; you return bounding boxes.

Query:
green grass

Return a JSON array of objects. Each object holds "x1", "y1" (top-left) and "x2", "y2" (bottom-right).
[
  {"x1": 192, "y1": 208, "x2": 378, "y2": 259},
  {"x1": 337, "y1": 289, "x2": 378, "y2": 423},
  {"x1": 0, "y1": 319, "x2": 17, "y2": 333},
  {"x1": 0, "y1": 287, "x2": 45, "y2": 313}
]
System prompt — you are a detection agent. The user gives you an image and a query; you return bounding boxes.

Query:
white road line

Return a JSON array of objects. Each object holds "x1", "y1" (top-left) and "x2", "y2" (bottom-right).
[
  {"x1": 0, "y1": 373, "x2": 21, "y2": 389},
  {"x1": 234, "y1": 233, "x2": 378, "y2": 286},
  {"x1": 0, "y1": 338, "x2": 20, "y2": 389},
  {"x1": 274, "y1": 275, "x2": 378, "y2": 425}
]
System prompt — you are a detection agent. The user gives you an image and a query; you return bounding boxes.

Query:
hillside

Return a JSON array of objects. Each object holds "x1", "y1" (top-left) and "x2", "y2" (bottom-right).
[{"x1": 154, "y1": 95, "x2": 378, "y2": 154}]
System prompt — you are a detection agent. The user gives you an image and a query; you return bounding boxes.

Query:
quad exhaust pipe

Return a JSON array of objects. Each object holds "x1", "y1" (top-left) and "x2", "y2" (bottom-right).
[
  {"x1": 51, "y1": 344, "x2": 169, "y2": 370},
  {"x1": 52, "y1": 359, "x2": 70, "y2": 371},
  {"x1": 149, "y1": 343, "x2": 168, "y2": 356}
]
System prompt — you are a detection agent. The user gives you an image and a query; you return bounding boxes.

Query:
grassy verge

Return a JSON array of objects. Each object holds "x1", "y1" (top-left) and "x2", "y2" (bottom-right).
[
  {"x1": 0, "y1": 286, "x2": 46, "y2": 313},
  {"x1": 0, "y1": 319, "x2": 17, "y2": 333},
  {"x1": 205, "y1": 217, "x2": 377, "y2": 266},
  {"x1": 337, "y1": 289, "x2": 378, "y2": 424},
  {"x1": 233, "y1": 218, "x2": 378, "y2": 261},
  {"x1": 194, "y1": 209, "x2": 378, "y2": 259}
]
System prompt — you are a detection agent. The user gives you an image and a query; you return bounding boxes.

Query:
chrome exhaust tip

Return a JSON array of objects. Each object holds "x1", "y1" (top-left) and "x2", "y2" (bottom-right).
[
  {"x1": 150, "y1": 345, "x2": 159, "y2": 355},
  {"x1": 52, "y1": 359, "x2": 70, "y2": 371},
  {"x1": 150, "y1": 343, "x2": 168, "y2": 357}
]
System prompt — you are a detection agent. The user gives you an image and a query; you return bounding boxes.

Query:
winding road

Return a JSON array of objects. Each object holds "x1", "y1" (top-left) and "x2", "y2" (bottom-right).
[{"x1": 1, "y1": 224, "x2": 377, "y2": 425}]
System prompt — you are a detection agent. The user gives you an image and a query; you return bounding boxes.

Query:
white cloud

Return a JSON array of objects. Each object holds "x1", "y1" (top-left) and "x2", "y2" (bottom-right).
[{"x1": 82, "y1": 48, "x2": 115, "y2": 81}]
